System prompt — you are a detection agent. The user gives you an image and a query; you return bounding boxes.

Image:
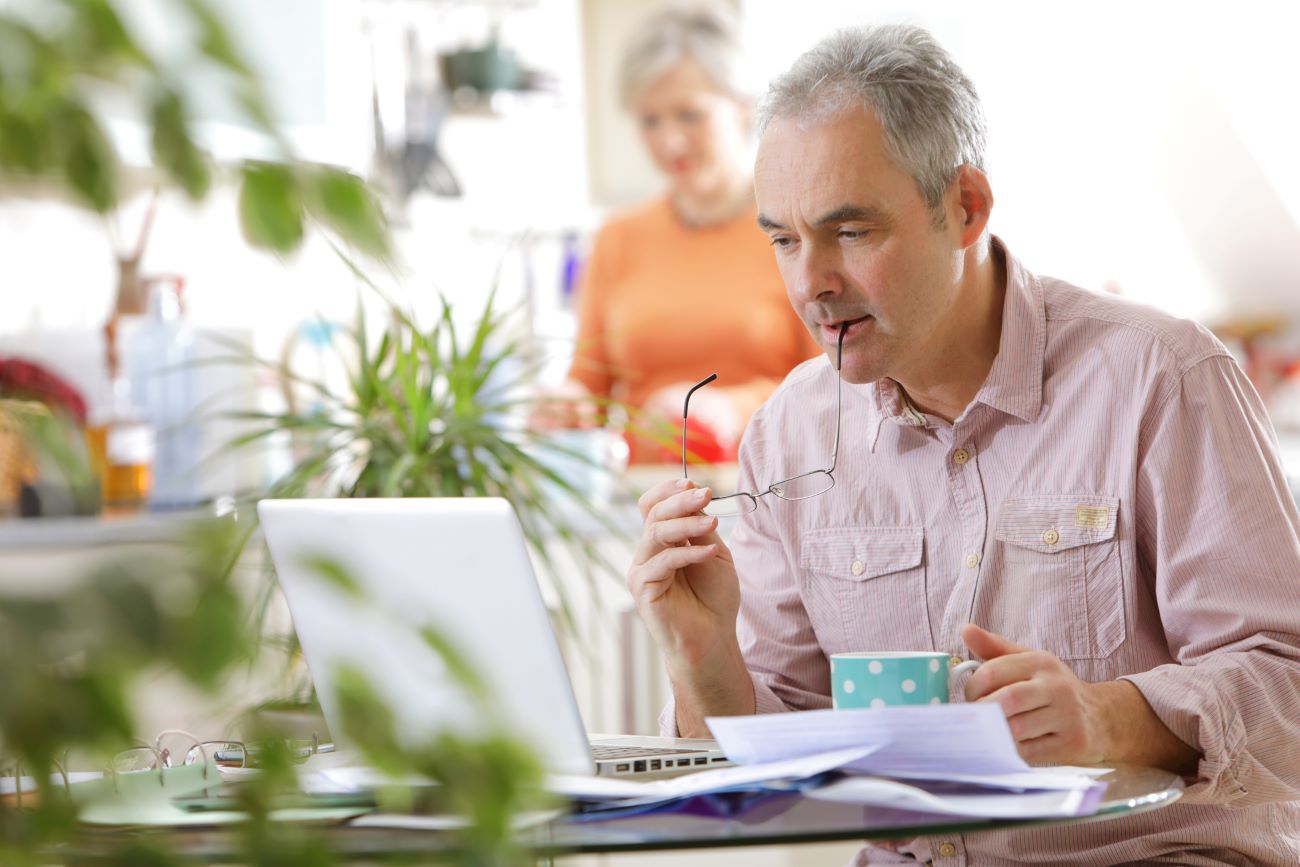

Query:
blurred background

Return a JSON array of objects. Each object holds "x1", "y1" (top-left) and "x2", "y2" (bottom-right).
[{"x1": 3, "y1": 0, "x2": 1299, "y2": 446}]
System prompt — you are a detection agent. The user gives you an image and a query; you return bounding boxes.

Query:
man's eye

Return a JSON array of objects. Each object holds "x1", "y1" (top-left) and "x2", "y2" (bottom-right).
[
  {"x1": 769, "y1": 236, "x2": 795, "y2": 249},
  {"x1": 838, "y1": 229, "x2": 867, "y2": 241}
]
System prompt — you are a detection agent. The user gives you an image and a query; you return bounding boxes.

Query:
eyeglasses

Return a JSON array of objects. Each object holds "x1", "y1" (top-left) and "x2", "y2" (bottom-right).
[
  {"x1": 682, "y1": 324, "x2": 845, "y2": 517},
  {"x1": 111, "y1": 730, "x2": 250, "y2": 774}
]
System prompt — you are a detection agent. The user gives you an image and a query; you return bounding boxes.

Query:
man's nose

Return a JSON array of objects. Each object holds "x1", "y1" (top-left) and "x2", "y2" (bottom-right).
[{"x1": 788, "y1": 243, "x2": 842, "y2": 304}]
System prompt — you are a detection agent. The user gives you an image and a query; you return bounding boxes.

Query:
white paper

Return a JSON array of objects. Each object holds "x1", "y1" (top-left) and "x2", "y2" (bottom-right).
[
  {"x1": 707, "y1": 704, "x2": 1031, "y2": 777},
  {"x1": 804, "y1": 775, "x2": 1099, "y2": 818},
  {"x1": 884, "y1": 765, "x2": 1112, "y2": 791},
  {"x1": 545, "y1": 745, "x2": 878, "y2": 805}
]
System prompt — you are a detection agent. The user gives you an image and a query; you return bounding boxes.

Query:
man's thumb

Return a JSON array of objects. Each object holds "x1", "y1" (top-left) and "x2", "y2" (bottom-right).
[{"x1": 962, "y1": 623, "x2": 1028, "y2": 661}]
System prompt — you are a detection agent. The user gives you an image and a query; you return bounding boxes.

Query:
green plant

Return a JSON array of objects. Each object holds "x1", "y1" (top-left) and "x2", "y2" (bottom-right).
[
  {"x1": 228, "y1": 256, "x2": 629, "y2": 639},
  {"x1": 0, "y1": 0, "x2": 388, "y2": 260},
  {"x1": 0, "y1": 520, "x2": 548, "y2": 866}
]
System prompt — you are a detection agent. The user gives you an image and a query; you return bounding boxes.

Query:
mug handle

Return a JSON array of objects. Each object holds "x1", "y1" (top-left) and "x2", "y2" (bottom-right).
[{"x1": 949, "y1": 659, "x2": 981, "y2": 683}]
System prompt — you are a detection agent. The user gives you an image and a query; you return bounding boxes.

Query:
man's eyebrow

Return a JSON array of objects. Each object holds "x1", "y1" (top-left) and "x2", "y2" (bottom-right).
[
  {"x1": 756, "y1": 205, "x2": 888, "y2": 232},
  {"x1": 813, "y1": 205, "x2": 888, "y2": 227}
]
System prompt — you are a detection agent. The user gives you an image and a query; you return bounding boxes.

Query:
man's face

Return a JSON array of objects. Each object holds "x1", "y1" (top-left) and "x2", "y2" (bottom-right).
[{"x1": 755, "y1": 107, "x2": 967, "y2": 385}]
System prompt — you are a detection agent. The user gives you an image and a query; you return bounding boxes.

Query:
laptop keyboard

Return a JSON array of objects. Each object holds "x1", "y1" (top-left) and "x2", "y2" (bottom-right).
[{"x1": 590, "y1": 746, "x2": 701, "y2": 760}]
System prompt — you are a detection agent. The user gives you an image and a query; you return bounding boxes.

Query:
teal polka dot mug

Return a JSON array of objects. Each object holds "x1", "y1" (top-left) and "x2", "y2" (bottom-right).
[{"x1": 831, "y1": 651, "x2": 981, "y2": 709}]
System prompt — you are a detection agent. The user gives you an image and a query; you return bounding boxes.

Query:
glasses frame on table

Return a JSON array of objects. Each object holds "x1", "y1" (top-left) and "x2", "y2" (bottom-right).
[{"x1": 682, "y1": 325, "x2": 846, "y2": 517}]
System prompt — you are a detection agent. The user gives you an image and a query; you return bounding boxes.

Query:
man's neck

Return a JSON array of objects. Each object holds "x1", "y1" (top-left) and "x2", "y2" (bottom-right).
[{"x1": 898, "y1": 240, "x2": 1007, "y2": 423}]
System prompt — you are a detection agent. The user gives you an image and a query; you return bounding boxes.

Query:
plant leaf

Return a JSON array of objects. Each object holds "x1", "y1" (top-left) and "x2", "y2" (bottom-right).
[
  {"x1": 50, "y1": 99, "x2": 117, "y2": 212},
  {"x1": 305, "y1": 166, "x2": 390, "y2": 261},
  {"x1": 238, "y1": 161, "x2": 303, "y2": 252},
  {"x1": 149, "y1": 87, "x2": 210, "y2": 200}
]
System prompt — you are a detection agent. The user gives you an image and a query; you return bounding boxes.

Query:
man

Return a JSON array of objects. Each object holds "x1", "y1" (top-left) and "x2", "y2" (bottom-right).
[{"x1": 627, "y1": 23, "x2": 1300, "y2": 865}]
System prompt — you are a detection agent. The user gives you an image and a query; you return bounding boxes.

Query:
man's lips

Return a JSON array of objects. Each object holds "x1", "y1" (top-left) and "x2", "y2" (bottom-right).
[{"x1": 819, "y1": 315, "x2": 872, "y2": 338}]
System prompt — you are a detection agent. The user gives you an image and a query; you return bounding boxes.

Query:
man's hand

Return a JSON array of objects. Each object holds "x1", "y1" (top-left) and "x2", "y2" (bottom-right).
[
  {"x1": 628, "y1": 478, "x2": 752, "y2": 736},
  {"x1": 962, "y1": 624, "x2": 1200, "y2": 773},
  {"x1": 962, "y1": 625, "x2": 1111, "y2": 764}
]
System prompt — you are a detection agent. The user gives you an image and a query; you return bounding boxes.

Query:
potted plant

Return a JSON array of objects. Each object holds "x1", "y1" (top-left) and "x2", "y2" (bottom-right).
[{"x1": 228, "y1": 255, "x2": 630, "y2": 640}]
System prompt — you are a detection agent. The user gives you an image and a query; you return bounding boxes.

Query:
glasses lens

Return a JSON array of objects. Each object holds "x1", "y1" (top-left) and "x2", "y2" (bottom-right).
[
  {"x1": 703, "y1": 494, "x2": 756, "y2": 517},
  {"x1": 112, "y1": 748, "x2": 160, "y2": 774},
  {"x1": 770, "y1": 471, "x2": 833, "y2": 501}
]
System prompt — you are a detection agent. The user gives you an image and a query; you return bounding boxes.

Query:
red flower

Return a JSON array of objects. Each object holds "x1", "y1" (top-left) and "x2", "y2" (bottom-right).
[{"x1": 0, "y1": 358, "x2": 88, "y2": 424}]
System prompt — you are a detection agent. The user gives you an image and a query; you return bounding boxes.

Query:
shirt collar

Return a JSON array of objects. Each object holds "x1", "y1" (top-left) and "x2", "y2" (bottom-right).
[
  {"x1": 859, "y1": 236, "x2": 1045, "y2": 451},
  {"x1": 972, "y1": 236, "x2": 1045, "y2": 424}
]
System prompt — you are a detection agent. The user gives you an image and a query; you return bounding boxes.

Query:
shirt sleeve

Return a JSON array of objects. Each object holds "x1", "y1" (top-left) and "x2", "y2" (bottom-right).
[
  {"x1": 1119, "y1": 354, "x2": 1300, "y2": 806},
  {"x1": 657, "y1": 401, "x2": 832, "y2": 737},
  {"x1": 567, "y1": 225, "x2": 617, "y2": 401}
]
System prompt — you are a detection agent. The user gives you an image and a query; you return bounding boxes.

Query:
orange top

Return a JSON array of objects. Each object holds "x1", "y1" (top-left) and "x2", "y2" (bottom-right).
[{"x1": 569, "y1": 197, "x2": 819, "y2": 463}]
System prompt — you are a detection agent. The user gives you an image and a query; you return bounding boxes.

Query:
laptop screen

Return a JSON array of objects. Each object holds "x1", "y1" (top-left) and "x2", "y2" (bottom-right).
[{"x1": 258, "y1": 497, "x2": 596, "y2": 775}]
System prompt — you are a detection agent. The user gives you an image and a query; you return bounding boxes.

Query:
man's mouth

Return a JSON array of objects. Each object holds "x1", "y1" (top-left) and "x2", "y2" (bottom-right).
[{"x1": 819, "y1": 315, "x2": 872, "y2": 340}]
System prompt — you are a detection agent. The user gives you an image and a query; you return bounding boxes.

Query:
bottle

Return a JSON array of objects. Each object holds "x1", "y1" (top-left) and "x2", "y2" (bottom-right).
[
  {"x1": 125, "y1": 276, "x2": 201, "y2": 511},
  {"x1": 86, "y1": 374, "x2": 154, "y2": 514}
]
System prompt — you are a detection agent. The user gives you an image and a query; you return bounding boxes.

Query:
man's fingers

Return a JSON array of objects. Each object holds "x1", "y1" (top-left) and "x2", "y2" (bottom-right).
[
  {"x1": 978, "y1": 679, "x2": 1050, "y2": 719},
  {"x1": 628, "y1": 544, "x2": 718, "y2": 599},
  {"x1": 1014, "y1": 732, "x2": 1068, "y2": 765},
  {"x1": 962, "y1": 623, "x2": 1031, "y2": 661},
  {"x1": 964, "y1": 652, "x2": 1051, "y2": 701},
  {"x1": 637, "y1": 478, "x2": 692, "y2": 519},
  {"x1": 631, "y1": 515, "x2": 719, "y2": 565},
  {"x1": 1002, "y1": 704, "x2": 1058, "y2": 744}
]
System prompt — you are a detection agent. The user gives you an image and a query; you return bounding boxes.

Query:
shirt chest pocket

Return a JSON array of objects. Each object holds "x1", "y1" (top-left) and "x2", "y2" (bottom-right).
[
  {"x1": 799, "y1": 527, "x2": 929, "y2": 654},
  {"x1": 993, "y1": 495, "x2": 1125, "y2": 660}
]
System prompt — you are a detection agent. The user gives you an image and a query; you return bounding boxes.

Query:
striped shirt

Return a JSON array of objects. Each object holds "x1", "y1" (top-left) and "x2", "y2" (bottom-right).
[{"x1": 661, "y1": 239, "x2": 1300, "y2": 864}]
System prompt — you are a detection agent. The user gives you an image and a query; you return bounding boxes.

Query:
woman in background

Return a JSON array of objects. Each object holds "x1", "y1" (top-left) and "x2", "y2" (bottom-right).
[{"x1": 547, "y1": 5, "x2": 817, "y2": 464}]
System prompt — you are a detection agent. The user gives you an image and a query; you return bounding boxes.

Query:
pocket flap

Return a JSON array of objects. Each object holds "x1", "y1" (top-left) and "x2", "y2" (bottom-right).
[
  {"x1": 800, "y1": 527, "x2": 923, "y2": 581},
  {"x1": 995, "y1": 494, "x2": 1119, "y2": 554}
]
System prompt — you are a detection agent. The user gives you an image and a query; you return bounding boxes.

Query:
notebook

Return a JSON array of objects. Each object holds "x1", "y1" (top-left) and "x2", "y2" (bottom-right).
[{"x1": 257, "y1": 497, "x2": 728, "y2": 777}]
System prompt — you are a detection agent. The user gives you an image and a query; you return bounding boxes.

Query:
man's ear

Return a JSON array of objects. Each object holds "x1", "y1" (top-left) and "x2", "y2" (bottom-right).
[{"x1": 952, "y1": 164, "x2": 994, "y2": 248}]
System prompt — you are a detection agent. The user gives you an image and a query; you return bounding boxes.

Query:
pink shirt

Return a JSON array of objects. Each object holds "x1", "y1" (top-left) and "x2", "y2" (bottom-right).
[{"x1": 661, "y1": 239, "x2": 1300, "y2": 865}]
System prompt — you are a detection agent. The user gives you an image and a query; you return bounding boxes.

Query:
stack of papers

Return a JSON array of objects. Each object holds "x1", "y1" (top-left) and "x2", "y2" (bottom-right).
[{"x1": 554, "y1": 704, "x2": 1107, "y2": 820}]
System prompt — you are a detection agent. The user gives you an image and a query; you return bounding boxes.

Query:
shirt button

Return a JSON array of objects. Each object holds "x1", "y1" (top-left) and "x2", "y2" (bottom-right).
[
  {"x1": 938, "y1": 842, "x2": 958, "y2": 857},
  {"x1": 952, "y1": 448, "x2": 970, "y2": 465},
  {"x1": 950, "y1": 656, "x2": 963, "y2": 667},
  {"x1": 851, "y1": 560, "x2": 865, "y2": 575},
  {"x1": 1043, "y1": 528, "x2": 1060, "y2": 545},
  {"x1": 965, "y1": 552, "x2": 980, "y2": 568}
]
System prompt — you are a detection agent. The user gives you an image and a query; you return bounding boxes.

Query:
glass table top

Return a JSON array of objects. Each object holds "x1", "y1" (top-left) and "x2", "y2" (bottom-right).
[{"x1": 67, "y1": 763, "x2": 1182, "y2": 860}]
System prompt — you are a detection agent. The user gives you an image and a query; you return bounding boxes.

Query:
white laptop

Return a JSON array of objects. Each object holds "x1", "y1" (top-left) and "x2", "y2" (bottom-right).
[{"x1": 257, "y1": 497, "x2": 728, "y2": 777}]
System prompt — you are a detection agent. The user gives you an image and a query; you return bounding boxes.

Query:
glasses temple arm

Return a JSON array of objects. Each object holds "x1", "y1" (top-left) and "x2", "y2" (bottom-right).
[
  {"x1": 828, "y1": 324, "x2": 846, "y2": 473},
  {"x1": 682, "y1": 373, "x2": 718, "y2": 478}
]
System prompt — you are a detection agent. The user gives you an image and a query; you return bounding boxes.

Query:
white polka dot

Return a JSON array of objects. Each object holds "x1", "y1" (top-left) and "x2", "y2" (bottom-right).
[
  {"x1": 929, "y1": 659, "x2": 941, "y2": 672},
  {"x1": 901, "y1": 679, "x2": 916, "y2": 693},
  {"x1": 842, "y1": 680, "x2": 855, "y2": 694},
  {"x1": 868, "y1": 661, "x2": 883, "y2": 674},
  {"x1": 930, "y1": 697, "x2": 942, "y2": 705},
  {"x1": 870, "y1": 698, "x2": 886, "y2": 708}
]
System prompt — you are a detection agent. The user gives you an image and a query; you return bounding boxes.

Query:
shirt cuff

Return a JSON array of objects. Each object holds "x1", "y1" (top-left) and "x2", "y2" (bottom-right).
[
  {"x1": 657, "y1": 673, "x2": 793, "y2": 738},
  {"x1": 1119, "y1": 664, "x2": 1250, "y2": 804}
]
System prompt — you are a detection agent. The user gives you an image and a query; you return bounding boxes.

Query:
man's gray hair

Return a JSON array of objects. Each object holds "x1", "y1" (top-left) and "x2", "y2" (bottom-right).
[
  {"x1": 759, "y1": 24, "x2": 987, "y2": 210},
  {"x1": 619, "y1": 4, "x2": 748, "y2": 107}
]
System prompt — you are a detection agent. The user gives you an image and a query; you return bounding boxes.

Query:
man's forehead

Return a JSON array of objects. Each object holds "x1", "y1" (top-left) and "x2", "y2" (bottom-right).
[{"x1": 756, "y1": 106, "x2": 918, "y2": 211}]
